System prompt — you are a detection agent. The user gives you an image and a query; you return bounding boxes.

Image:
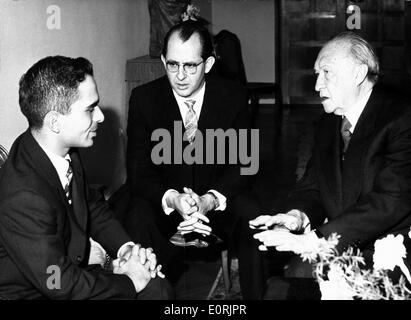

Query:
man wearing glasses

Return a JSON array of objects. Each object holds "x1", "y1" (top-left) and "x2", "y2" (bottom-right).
[{"x1": 124, "y1": 20, "x2": 266, "y2": 299}]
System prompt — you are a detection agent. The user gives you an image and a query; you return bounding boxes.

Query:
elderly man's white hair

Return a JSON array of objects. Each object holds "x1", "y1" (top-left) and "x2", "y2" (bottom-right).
[{"x1": 328, "y1": 31, "x2": 380, "y2": 84}]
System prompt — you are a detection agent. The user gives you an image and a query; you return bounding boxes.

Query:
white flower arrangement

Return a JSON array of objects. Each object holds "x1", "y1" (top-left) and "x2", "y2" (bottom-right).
[
  {"x1": 181, "y1": 4, "x2": 200, "y2": 22},
  {"x1": 299, "y1": 228, "x2": 411, "y2": 300}
]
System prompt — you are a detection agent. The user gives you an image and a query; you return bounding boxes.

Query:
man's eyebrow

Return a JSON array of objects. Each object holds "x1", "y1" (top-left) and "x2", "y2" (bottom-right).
[
  {"x1": 314, "y1": 62, "x2": 330, "y2": 72},
  {"x1": 87, "y1": 100, "x2": 99, "y2": 109},
  {"x1": 166, "y1": 59, "x2": 197, "y2": 64}
]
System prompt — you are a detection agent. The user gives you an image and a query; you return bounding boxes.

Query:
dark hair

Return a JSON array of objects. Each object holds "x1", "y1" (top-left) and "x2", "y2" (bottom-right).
[
  {"x1": 19, "y1": 55, "x2": 94, "y2": 129},
  {"x1": 161, "y1": 20, "x2": 214, "y2": 60},
  {"x1": 330, "y1": 31, "x2": 380, "y2": 84}
]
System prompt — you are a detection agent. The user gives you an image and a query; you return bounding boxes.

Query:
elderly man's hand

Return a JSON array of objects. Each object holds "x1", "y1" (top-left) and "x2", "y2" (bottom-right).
[
  {"x1": 249, "y1": 210, "x2": 307, "y2": 233},
  {"x1": 253, "y1": 229, "x2": 319, "y2": 254}
]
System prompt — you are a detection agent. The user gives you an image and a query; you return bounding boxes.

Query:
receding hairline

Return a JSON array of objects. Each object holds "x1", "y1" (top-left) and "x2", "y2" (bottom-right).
[
  {"x1": 321, "y1": 39, "x2": 354, "y2": 59},
  {"x1": 315, "y1": 39, "x2": 360, "y2": 68},
  {"x1": 165, "y1": 31, "x2": 202, "y2": 57}
]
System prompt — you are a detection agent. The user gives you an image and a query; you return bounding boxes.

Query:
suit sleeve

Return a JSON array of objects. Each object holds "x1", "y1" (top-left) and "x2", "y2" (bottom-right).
[
  {"x1": 127, "y1": 89, "x2": 168, "y2": 205},
  {"x1": 0, "y1": 190, "x2": 136, "y2": 299},
  {"x1": 86, "y1": 185, "x2": 132, "y2": 258},
  {"x1": 320, "y1": 111, "x2": 411, "y2": 251},
  {"x1": 283, "y1": 117, "x2": 326, "y2": 227},
  {"x1": 285, "y1": 154, "x2": 327, "y2": 229}
]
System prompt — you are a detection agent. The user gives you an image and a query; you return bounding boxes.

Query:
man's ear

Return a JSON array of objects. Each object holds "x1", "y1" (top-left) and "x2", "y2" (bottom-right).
[
  {"x1": 355, "y1": 64, "x2": 368, "y2": 86},
  {"x1": 161, "y1": 54, "x2": 166, "y2": 67},
  {"x1": 43, "y1": 111, "x2": 60, "y2": 133},
  {"x1": 204, "y1": 56, "x2": 215, "y2": 74}
]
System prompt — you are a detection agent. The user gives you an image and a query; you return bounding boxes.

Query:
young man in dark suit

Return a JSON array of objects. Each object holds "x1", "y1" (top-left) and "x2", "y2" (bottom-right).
[
  {"x1": 125, "y1": 20, "x2": 266, "y2": 299},
  {"x1": 0, "y1": 56, "x2": 172, "y2": 299},
  {"x1": 250, "y1": 32, "x2": 411, "y2": 299}
]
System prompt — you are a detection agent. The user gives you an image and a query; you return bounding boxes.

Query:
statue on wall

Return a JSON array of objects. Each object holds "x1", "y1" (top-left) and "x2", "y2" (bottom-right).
[{"x1": 148, "y1": 0, "x2": 191, "y2": 58}]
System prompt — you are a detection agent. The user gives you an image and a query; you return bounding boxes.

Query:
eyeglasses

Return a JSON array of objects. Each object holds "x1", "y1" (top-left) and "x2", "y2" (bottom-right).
[{"x1": 165, "y1": 60, "x2": 204, "y2": 74}]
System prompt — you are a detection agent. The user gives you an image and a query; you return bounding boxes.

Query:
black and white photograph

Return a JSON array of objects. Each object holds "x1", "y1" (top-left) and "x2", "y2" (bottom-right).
[{"x1": 0, "y1": 0, "x2": 411, "y2": 311}]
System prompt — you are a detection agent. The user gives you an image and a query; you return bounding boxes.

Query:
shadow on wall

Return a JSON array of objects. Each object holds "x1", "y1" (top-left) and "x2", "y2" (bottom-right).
[{"x1": 79, "y1": 107, "x2": 126, "y2": 196}]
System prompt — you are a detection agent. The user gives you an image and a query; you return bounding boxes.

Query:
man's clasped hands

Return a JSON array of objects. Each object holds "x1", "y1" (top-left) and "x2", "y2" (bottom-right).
[
  {"x1": 89, "y1": 240, "x2": 164, "y2": 293},
  {"x1": 166, "y1": 187, "x2": 217, "y2": 236},
  {"x1": 113, "y1": 243, "x2": 165, "y2": 292}
]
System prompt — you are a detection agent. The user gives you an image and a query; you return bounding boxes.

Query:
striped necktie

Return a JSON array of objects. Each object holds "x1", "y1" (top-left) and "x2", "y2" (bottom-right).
[
  {"x1": 341, "y1": 117, "x2": 352, "y2": 161},
  {"x1": 184, "y1": 99, "x2": 197, "y2": 144},
  {"x1": 64, "y1": 160, "x2": 73, "y2": 205},
  {"x1": 169, "y1": 230, "x2": 209, "y2": 248}
]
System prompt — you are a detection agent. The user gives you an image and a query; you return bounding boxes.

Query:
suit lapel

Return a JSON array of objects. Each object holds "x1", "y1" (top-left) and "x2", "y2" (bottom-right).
[
  {"x1": 159, "y1": 79, "x2": 191, "y2": 156},
  {"x1": 162, "y1": 78, "x2": 184, "y2": 130},
  {"x1": 198, "y1": 80, "x2": 227, "y2": 130},
  {"x1": 342, "y1": 91, "x2": 378, "y2": 208},
  {"x1": 23, "y1": 131, "x2": 68, "y2": 203},
  {"x1": 318, "y1": 115, "x2": 343, "y2": 211},
  {"x1": 198, "y1": 82, "x2": 218, "y2": 130},
  {"x1": 69, "y1": 152, "x2": 88, "y2": 232},
  {"x1": 23, "y1": 132, "x2": 88, "y2": 233}
]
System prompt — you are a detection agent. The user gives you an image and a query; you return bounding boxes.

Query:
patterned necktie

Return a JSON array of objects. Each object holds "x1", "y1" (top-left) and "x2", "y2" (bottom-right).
[
  {"x1": 169, "y1": 230, "x2": 209, "y2": 248},
  {"x1": 184, "y1": 100, "x2": 197, "y2": 144},
  {"x1": 341, "y1": 117, "x2": 352, "y2": 160},
  {"x1": 64, "y1": 160, "x2": 73, "y2": 205}
]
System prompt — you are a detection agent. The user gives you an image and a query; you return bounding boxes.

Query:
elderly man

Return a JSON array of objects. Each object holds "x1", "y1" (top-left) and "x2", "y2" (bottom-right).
[
  {"x1": 250, "y1": 32, "x2": 411, "y2": 299},
  {"x1": 0, "y1": 56, "x2": 172, "y2": 299},
  {"x1": 125, "y1": 20, "x2": 265, "y2": 299}
]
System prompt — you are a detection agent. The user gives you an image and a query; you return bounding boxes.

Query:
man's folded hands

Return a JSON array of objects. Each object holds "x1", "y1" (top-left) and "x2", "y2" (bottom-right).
[
  {"x1": 112, "y1": 244, "x2": 165, "y2": 293},
  {"x1": 167, "y1": 187, "x2": 215, "y2": 236}
]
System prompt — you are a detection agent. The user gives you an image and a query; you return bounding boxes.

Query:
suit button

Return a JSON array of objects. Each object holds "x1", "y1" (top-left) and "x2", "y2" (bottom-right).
[{"x1": 76, "y1": 255, "x2": 82, "y2": 262}]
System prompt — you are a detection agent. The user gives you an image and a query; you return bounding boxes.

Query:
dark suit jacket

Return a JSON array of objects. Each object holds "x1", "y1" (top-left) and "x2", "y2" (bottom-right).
[
  {"x1": 127, "y1": 75, "x2": 251, "y2": 210},
  {"x1": 0, "y1": 130, "x2": 136, "y2": 299},
  {"x1": 286, "y1": 87, "x2": 411, "y2": 264}
]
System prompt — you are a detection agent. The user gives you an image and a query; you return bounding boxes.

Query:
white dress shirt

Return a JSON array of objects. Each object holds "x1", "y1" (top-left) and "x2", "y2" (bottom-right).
[
  {"x1": 173, "y1": 81, "x2": 205, "y2": 125},
  {"x1": 161, "y1": 81, "x2": 227, "y2": 214}
]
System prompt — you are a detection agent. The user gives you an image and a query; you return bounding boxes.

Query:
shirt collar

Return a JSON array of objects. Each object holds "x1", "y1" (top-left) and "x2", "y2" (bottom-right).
[
  {"x1": 41, "y1": 147, "x2": 72, "y2": 188},
  {"x1": 344, "y1": 89, "x2": 373, "y2": 133},
  {"x1": 172, "y1": 81, "x2": 206, "y2": 114}
]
